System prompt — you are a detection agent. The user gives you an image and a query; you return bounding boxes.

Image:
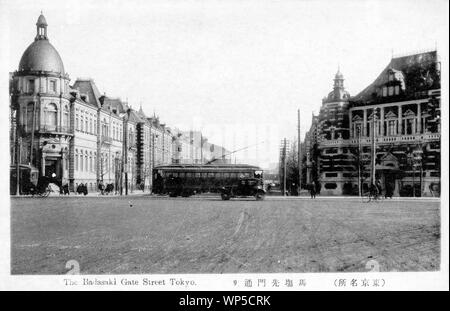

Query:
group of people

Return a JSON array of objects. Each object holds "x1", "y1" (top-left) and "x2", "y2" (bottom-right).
[
  {"x1": 48, "y1": 173, "x2": 118, "y2": 196},
  {"x1": 97, "y1": 181, "x2": 114, "y2": 195}
]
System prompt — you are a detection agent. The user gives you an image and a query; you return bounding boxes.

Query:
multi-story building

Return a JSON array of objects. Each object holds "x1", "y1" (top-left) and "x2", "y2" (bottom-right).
[
  {"x1": 9, "y1": 13, "x2": 229, "y2": 194},
  {"x1": 304, "y1": 51, "x2": 441, "y2": 197}
]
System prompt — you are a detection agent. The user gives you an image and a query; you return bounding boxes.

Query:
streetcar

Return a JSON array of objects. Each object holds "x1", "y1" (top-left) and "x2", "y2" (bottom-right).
[{"x1": 151, "y1": 164, "x2": 266, "y2": 200}]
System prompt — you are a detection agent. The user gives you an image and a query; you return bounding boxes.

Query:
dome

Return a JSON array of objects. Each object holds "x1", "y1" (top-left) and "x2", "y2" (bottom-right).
[
  {"x1": 36, "y1": 14, "x2": 47, "y2": 26},
  {"x1": 18, "y1": 40, "x2": 65, "y2": 74},
  {"x1": 18, "y1": 13, "x2": 65, "y2": 74}
]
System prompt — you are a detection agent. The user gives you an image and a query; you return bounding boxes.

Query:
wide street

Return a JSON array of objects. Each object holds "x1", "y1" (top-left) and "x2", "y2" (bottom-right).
[{"x1": 11, "y1": 195, "x2": 440, "y2": 274}]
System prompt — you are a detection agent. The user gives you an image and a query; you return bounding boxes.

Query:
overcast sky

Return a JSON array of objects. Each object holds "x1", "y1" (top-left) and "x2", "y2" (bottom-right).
[{"x1": 2, "y1": 0, "x2": 448, "y2": 168}]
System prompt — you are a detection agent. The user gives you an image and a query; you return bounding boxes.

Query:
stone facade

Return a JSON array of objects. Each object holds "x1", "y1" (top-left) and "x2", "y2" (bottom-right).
[{"x1": 10, "y1": 14, "x2": 229, "y2": 194}]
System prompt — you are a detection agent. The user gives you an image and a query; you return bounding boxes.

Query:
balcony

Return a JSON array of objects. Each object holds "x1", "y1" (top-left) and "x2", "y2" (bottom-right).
[
  {"x1": 38, "y1": 125, "x2": 73, "y2": 135},
  {"x1": 319, "y1": 133, "x2": 441, "y2": 147},
  {"x1": 101, "y1": 136, "x2": 112, "y2": 144}
]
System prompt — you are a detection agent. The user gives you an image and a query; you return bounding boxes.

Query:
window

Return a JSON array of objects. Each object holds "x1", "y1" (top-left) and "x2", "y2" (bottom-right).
[
  {"x1": 75, "y1": 153, "x2": 79, "y2": 171},
  {"x1": 80, "y1": 115, "x2": 84, "y2": 131},
  {"x1": 75, "y1": 115, "x2": 79, "y2": 130},
  {"x1": 28, "y1": 80, "x2": 35, "y2": 93},
  {"x1": 80, "y1": 151, "x2": 84, "y2": 171},
  {"x1": 45, "y1": 103, "x2": 57, "y2": 129},
  {"x1": 26, "y1": 103, "x2": 34, "y2": 131},
  {"x1": 387, "y1": 120, "x2": 396, "y2": 136},
  {"x1": 325, "y1": 173, "x2": 338, "y2": 177},
  {"x1": 388, "y1": 86, "x2": 394, "y2": 96},
  {"x1": 394, "y1": 85, "x2": 400, "y2": 95},
  {"x1": 324, "y1": 183, "x2": 337, "y2": 189},
  {"x1": 50, "y1": 80, "x2": 57, "y2": 93},
  {"x1": 382, "y1": 87, "x2": 387, "y2": 97},
  {"x1": 63, "y1": 106, "x2": 69, "y2": 129},
  {"x1": 406, "y1": 118, "x2": 414, "y2": 135}
]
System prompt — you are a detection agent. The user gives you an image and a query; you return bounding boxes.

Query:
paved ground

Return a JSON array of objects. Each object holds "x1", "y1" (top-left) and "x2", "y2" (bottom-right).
[{"x1": 11, "y1": 196, "x2": 440, "y2": 274}]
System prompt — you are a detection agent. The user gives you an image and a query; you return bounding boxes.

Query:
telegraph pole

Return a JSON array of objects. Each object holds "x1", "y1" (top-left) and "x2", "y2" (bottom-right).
[
  {"x1": 283, "y1": 138, "x2": 287, "y2": 196},
  {"x1": 124, "y1": 109, "x2": 130, "y2": 195},
  {"x1": 357, "y1": 127, "x2": 362, "y2": 197},
  {"x1": 297, "y1": 109, "x2": 302, "y2": 195},
  {"x1": 14, "y1": 99, "x2": 20, "y2": 195},
  {"x1": 371, "y1": 108, "x2": 378, "y2": 185}
]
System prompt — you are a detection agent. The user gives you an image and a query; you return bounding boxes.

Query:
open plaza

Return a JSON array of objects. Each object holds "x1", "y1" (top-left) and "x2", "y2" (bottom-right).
[{"x1": 11, "y1": 195, "x2": 440, "y2": 274}]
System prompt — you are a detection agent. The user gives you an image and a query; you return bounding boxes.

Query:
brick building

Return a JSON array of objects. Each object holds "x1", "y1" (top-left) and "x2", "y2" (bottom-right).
[{"x1": 303, "y1": 51, "x2": 441, "y2": 197}]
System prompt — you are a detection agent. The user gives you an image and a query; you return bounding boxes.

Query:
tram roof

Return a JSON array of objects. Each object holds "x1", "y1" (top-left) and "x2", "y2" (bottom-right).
[{"x1": 153, "y1": 163, "x2": 262, "y2": 170}]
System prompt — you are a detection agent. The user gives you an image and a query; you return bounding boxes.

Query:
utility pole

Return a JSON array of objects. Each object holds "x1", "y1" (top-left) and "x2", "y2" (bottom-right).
[
  {"x1": 14, "y1": 97, "x2": 20, "y2": 195},
  {"x1": 297, "y1": 109, "x2": 301, "y2": 195},
  {"x1": 30, "y1": 100, "x2": 36, "y2": 166},
  {"x1": 371, "y1": 108, "x2": 378, "y2": 185},
  {"x1": 200, "y1": 133, "x2": 203, "y2": 164},
  {"x1": 97, "y1": 95, "x2": 105, "y2": 188},
  {"x1": 283, "y1": 138, "x2": 287, "y2": 196},
  {"x1": 357, "y1": 126, "x2": 362, "y2": 197},
  {"x1": 124, "y1": 109, "x2": 130, "y2": 195}
]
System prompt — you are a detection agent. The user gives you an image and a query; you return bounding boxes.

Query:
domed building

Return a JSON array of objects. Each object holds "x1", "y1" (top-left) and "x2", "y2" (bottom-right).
[
  {"x1": 9, "y1": 14, "x2": 237, "y2": 195},
  {"x1": 10, "y1": 13, "x2": 73, "y2": 190}
]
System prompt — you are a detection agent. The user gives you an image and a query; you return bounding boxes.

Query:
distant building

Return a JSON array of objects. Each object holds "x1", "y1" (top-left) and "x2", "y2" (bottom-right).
[{"x1": 303, "y1": 51, "x2": 441, "y2": 196}]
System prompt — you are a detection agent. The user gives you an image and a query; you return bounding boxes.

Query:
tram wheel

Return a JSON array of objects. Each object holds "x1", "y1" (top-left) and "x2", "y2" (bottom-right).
[
  {"x1": 169, "y1": 192, "x2": 178, "y2": 197},
  {"x1": 255, "y1": 192, "x2": 265, "y2": 201}
]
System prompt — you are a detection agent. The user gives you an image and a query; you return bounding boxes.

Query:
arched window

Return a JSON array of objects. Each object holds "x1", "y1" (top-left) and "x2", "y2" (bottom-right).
[
  {"x1": 80, "y1": 114, "x2": 84, "y2": 132},
  {"x1": 45, "y1": 103, "x2": 57, "y2": 130},
  {"x1": 63, "y1": 105, "x2": 69, "y2": 130},
  {"x1": 90, "y1": 118, "x2": 93, "y2": 134}
]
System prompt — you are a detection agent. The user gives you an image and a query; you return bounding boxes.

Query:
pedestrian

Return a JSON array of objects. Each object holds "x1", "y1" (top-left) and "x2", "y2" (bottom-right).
[
  {"x1": 315, "y1": 181, "x2": 321, "y2": 195},
  {"x1": 310, "y1": 183, "x2": 316, "y2": 199},
  {"x1": 376, "y1": 179, "x2": 383, "y2": 198},
  {"x1": 385, "y1": 182, "x2": 393, "y2": 199},
  {"x1": 98, "y1": 181, "x2": 105, "y2": 195}
]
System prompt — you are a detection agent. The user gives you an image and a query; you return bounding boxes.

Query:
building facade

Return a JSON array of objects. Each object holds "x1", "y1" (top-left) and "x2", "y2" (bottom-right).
[
  {"x1": 303, "y1": 51, "x2": 441, "y2": 197},
  {"x1": 10, "y1": 14, "x2": 229, "y2": 194}
]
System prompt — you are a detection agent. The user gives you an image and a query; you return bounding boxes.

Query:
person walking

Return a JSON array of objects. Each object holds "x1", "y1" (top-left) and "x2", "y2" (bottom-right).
[
  {"x1": 310, "y1": 182, "x2": 316, "y2": 199},
  {"x1": 375, "y1": 179, "x2": 383, "y2": 198}
]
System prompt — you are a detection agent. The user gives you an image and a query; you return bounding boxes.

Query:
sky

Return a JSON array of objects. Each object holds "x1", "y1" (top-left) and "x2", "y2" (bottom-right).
[{"x1": 1, "y1": 0, "x2": 448, "y2": 169}]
